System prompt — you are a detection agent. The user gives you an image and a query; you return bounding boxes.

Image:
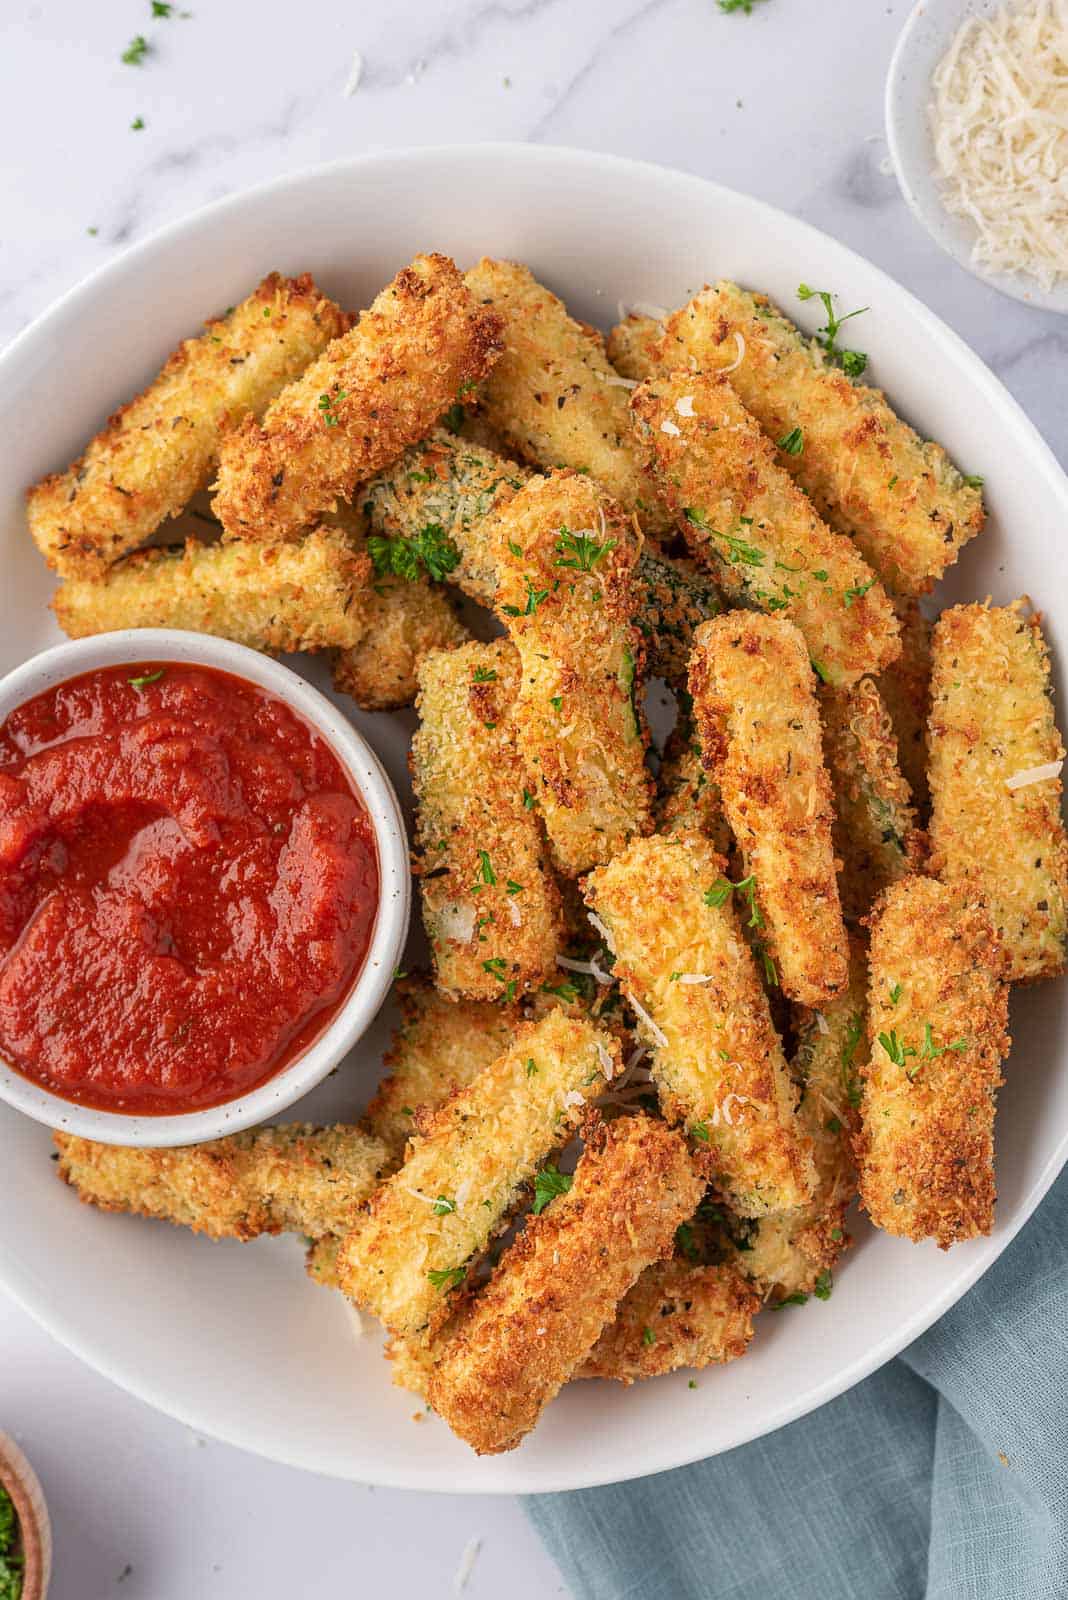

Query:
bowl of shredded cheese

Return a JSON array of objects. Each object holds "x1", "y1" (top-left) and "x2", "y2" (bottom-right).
[{"x1": 886, "y1": 0, "x2": 1068, "y2": 312}]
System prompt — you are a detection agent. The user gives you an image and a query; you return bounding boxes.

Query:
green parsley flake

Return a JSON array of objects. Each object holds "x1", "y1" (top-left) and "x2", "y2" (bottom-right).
[
  {"x1": 130, "y1": 116, "x2": 146, "y2": 131},
  {"x1": 121, "y1": 34, "x2": 150, "y2": 64},
  {"x1": 533, "y1": 1163, "x2": 573, "y2": 1214},
  {"x1": 473, "y1": 850, "x2": 497, "y2": 889},
  {"x1": 717, "y1": 0, "x2": 769, "y2": 11},
  {"x1": 501, "y1": 575, "x2": 550, "y2": 617},
  {"x1": 797, "y1": 283, "x2": 868, "y2": 376},
  {"x1": 432, "y1": 1196, "x2": 456, "y2": 1216},
  {"x1": 889, "y1": 982, "x2": 903, "y2": 1005},
  {"x1": 813, "y1": 1269, "x2": 833, "y2": 1300},
  {"x1": 843, "y1": 577, "x2": 875, "y2": 608},
  {"x1": 128, "y1": 668, "x2": 165, "y2": 689},
  {"x1": 963, "y1": 474, "x2": 984, "y2": 489},
  {"x1": 553, "y1": 524, "x2": 615, "y2": 572},
  {"x1": 778, "y1": 426, "x2": 804, "y2": 456},
  {"x1": 472, "y1": 666, "x2": 498, "y2": 683},
  {"x1": 642, "y1": 1326, "x2": 656, "y2": 1347},
  {"x1": 369, "y1": 522, "x2": 461, "y2": 583},
  {"x1": 317, "y1": 389, "x2": 348, "y2": 428},
  {"x1": 427, "y1": 1265, "x2": 466, "y2": 1291}
]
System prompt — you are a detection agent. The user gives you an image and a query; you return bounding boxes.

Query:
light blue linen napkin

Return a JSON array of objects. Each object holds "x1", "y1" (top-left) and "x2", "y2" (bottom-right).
[{"x1": 526, "y1": 1166, "x2": 1068, "y2": 1600}]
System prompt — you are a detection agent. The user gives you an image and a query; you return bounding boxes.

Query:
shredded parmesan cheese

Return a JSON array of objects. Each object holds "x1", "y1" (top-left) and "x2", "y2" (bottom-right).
[
  {"x1": 660, "y1": 418, "x2": 681, "y2": 437},
  {"x1": 675, "y1": 394, "x2": 696, "y2": 417},
  {"x1": 630, "y1": 299, "x2": 669, "y2": 321},
  {"x1": 343, "y1": 49, "x2": 365, "y2": 97},
  {"x1": 930, "y1": 0, "x2": 1068, "y2": 290},
  {"x1": 587, "y1": 910, "x2": 615, "y2": 950},
  {"x1": 1006, "y1": 758, "x2": 1064, "y2": 788},
  {"x1": 720, "y1": 332, "x2": 746, "y2": 372},
  {"x1": 438, "y1": 902, "x2": 476, "y2": 945},
  {"x1": 595, "y1": 369, "x2": 639, "y2": 389},
  {"x1": 675, "y1": 972, "x2": 713, "y2": 985},
  {"x1": 628, "y1": 994, "x2": 669, "y2": 1048},
  {"x1": 595, "y1": 1040, "x2": 616, "y2": 1079},
  {"x1": 453, "y1": 1536, "x2": 483, "y2": 1595}
]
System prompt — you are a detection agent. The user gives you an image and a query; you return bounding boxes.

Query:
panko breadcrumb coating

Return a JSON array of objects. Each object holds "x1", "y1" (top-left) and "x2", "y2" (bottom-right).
[
  {"x1": 579, "y1": 1258, "x2": 758, "y2": 1383},
  {"x1": 363, "y1": 431, "x2": 717, "y2": 680},
  {"x1": 427, "y1": 1114, "x2": 704, "y2": 1452},
  {"x1": 606, "y1": 313, "x2": 664, "y2": 384},
  {"x1": 411, "y1": 640, "x2": 564, "y2": 999},
  {"x1": 53, "y1": 526, "x2": 370, "y2": 654},
  {"x1": 879, "y1": 598, "x2": 933, "y2": 816},
  {"x1": 55, "y1": 1124, "x2": 389, "y2": 1241},
  {"x1": 585, "y1": 833, "x2": 816, "y2": 1217},
  {"x1": 632, "y1": 370, "x2": 900, "y2": 689},
  {"x1": 690, "y1": 613, "x2": 849, "y2": 1007},
  {"x1": 464, "y1": 258, "x2": 669, "y2": 531},
  {"x1": 212, "y1": 254, "x2": 503, "y2": 541},
  {"x1": 820, "y1": 677, "x2": 919, "y2": 924},
  {"x1": 741, "y1": 938, "x2": 867, "y2": 1303},
  {"x1": 656, "y1": 282, "x2": 985, "y2": 596},
  {"x1": 656, "y1": 708, "x2": 733, "y2": 858},
  {"x1": 485, "y1": 472, "x2": 653, "y2": 876},
  {"x1": 857, "y1": 878, "x2": 1010, "y2": 1248},
  {"x1": 27, "y1": 273, "x2": 351, "y2": 578},
  {"x1": 365, "y1": 974, "x2": 521, "y2": 1164},
  {"x1": 928, "y1": 601, "x2": 1068, "y2": 982},
  {"x1": 332, "y1": 577, "x2": 468, "y2": 711},
  {"x1": 336, "y1": 1010, "x2": 619, "y2": 1338}
]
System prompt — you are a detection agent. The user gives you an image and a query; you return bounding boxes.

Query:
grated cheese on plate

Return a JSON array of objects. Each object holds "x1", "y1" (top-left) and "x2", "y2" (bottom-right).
[{"x1": 929, "y1": 0, "x2": 1068, "y2": 290}]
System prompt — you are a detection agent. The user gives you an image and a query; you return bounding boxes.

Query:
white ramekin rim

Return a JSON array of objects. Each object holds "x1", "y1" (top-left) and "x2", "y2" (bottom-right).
[{"x1": 0, "y1": 629, "x2": 410, "y2": 1146}]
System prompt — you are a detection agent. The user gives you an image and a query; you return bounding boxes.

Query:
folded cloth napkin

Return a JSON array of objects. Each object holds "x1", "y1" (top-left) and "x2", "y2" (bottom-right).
[{"x1": 526, "y1": 1165, "x2": 1068, "y2": 1600}]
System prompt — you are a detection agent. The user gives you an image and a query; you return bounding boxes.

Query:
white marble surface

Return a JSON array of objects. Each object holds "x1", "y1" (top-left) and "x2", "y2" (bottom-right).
[{"x1": 1, "y1": 1, "x2": 1064, "y2": 1596}]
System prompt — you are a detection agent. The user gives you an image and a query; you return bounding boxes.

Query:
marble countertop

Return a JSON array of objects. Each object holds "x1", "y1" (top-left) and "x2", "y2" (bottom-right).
[{"x1": 2, "y1": 2, "x2": 1063, "y2": 1597}]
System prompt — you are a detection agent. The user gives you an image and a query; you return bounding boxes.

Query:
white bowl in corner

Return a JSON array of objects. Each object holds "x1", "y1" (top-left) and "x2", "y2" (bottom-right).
[
  {"x1": 886, "y1": 0, "x2": 1068, "y2": 315},
  {"x1": 0, "y1": 629, "x2": 410, "y2": 1147}
]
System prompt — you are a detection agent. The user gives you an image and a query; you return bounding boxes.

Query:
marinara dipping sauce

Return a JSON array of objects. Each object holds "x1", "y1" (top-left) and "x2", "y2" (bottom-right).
[{"x1": 0, "y1": 663, "x2": 379, "y2": 1114}]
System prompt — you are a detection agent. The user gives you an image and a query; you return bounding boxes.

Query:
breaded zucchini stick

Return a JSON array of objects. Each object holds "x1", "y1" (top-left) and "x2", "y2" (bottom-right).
[
  {"x1": 55, "y1": 1124, "x2": 388, "y2": 1241},
  {"x1": 690, "y1": 614, "x2": 849, "y2": 1006},
  {"x1": 464, "y1": 258, "x2": 669, "y2": 531},
  {"x1": 579, "y1": 1258, "x2": 757, "y2": 1384},
  {"x1": 362, "y1": 431, "x2": 718, "y2": 680},
  {"x1": 878, "y1": 597, "x2": 933, "y2": 814},
  {"x1": 53, "y1": 526, "x2": 370, "y2": 654},
  {"x1": 857, "y1": 878, "x2": 1010, "y2": 1247},
  {"x1": 27, "y1": 273, "x2": 351, "y2": 579},
  {"x1": 332, "y1": 577, "x2": 468, "y2": 711},
  {"x1": 928, "y1": 602, "x2": 1068, "y2": 982},
  {"x1": 657, "y1": 282, "x2": 984, "y2": 596},
  {"x1": 212, "y1": 254, "x2": 503, "y2": 541},
  {"x1": 741, "y1": 938, "x2": 867, "y2": 1303},
  {"x1": 411, "y1": 640, "x2": 564, "y2": 999},
  {"x1": 427, "y1": 1114, "x2": 703, "y2": 1452},
  {"x1": 606, "y1": 313, "x2": 664, "y2": 384},
  {"x1": 365, "y1": 975, "x2": 521, "y2": 1164},
  {"x1": 656, "y1": 708, "x2": 733, "y2": 858},
  {"x1": 820, "y1": 678, "x2": 918, "y2": 923},
  {"x1": 487, "y1": 472, "x2": 653, "y2": 876},
  {"x1": 585, "y1": 833, "x2": 815, "y2": 1216},
  {"x1": 632, "y1": 370, "x2": 900, "y2": 688},
  {"x1": 336, "y1": 1010, "x2": 619, "y2": 1338}
]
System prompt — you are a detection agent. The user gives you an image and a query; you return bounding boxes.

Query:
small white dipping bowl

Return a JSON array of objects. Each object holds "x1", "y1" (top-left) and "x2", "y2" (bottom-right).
[
  {"x1": 0, "y1": 629, "x2": 410, "y2": 1147},
  {"x1": 886, "y1": 0, "x2": 1068, "y2": 315}
]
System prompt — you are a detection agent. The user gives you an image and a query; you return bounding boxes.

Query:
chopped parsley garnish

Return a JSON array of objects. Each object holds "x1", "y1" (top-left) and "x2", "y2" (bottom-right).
[
  {"x1": 642, "y1": 1326, "x2": 656, "y2": 1347},
  {"x1": 549, "y1": 695, "x2": 563, "y2": 711},
  {"x1": 432, "y1": 1195, "x2": 456, "y2": 1216},
  {"x1": 771, "y1": 1291, "x2": 809, "y2": 1309},
  {"x1": 505, "y1": 879, "x2": 524, "y2": 896},
  {"x1": 442, "y1": 402, "x2": 466, "y2": 434},
  {"x1": 921, "y1": 1023, "x2": 968, "y2": 1060},
  {"x1": 472, "y1": 666, "x2": 497, "y2": 683},
  {"x1": 675, "y1": 1221, "x2": 700, "y2": 1262},
  {"x1": 501, "y1": 576, "x2": 550, "y2": 617},
  {"x1": 540, "y1": 980, "x2": 579, "y2": 1004},
  {"x1": 810, "y1": 657, "x2": 831, "y2": 684},
  {"x1": 482, "y1": 957, "x2": 508, "y2": 979},
  {"x1": 684, "y1": 507, "x2": 710, "y2": 529},
  {"x1": 128, "y1": 668, "x2": 165, "y2": 689},
  {"x1": 717, "y1": 0, "x2": 768, "y2": 11},
  {"x1": 121, "y1": 33, "x2": 150, "y2": 64},
  {"x1": 368, "y1": 523, "x2": 460, "y2": 583},
  {"x1": 690, "y1": 1120, "x2": 711, "y2": 1144},
  {"x1": 715, "y1": 526, "x2": 765, "y2": 567},
  {"x1": 522, "y1": 787, "x2": 536, "y2": 810},
  {"x1": 525, "y1": 1057, "x2": 538, "y2": 1077},
  {"x1": 553, "y1": 524, "x2": 615, "y2": 572},
  {"x1": 756, "y1": 944, "x2": 779, "y2": 987},
  {"x1": 878, "y1": 1028, "x2": 912, "y2": 1068},
  {"x1": 130, "y1": 116, "x2": 146, "y2": 131},
  {"x1": 427, "y1": 1265, "x2": 466, "y2": 1291},
  {"x1": 778, "y1": 426, "x2": 804, "y2": 456},
  {"x1": 843, "y1": 577, "x2": 875, "y2": 607},
  {"x1": 473, "y1": 850, "x2": 497, "y2": 888},
  {"x1": 152, "y1": 1, "x2": 175, "y2": 14},
  {"x1": 797, "y1": 283, "x2": 869, "y2": 376},
  {"x1": 830, "y1": 1226, "x2": 843, "y2": 1241},
  {"x1": 880, "y1": 1023, "x2": 967, "y2": 1080},
  {"x1": 533, "y1": 1163, "x2": 573, "y2": 1214},
  {"x1": 813, "y1": 1269, "x2": 833, "y2": 1300},
  {"x1": 963, "y1": 474, "x2": 984, "y2": 489},
  {"x1": 703, "y1": 872, "x2": 762, "y2": 929},
  {"x1": 825, "y1": 1116, "x2": 842, "y2": 1134},
  {"x1": 889, "y1": 982, "x2": 903, "y2": 1005},
  {"x1": 317, "y1": 389, "x2": 348, "y2": 427},
  {"x1": 841, "y1": 1011, "x2": 864, "y2": 1107}
]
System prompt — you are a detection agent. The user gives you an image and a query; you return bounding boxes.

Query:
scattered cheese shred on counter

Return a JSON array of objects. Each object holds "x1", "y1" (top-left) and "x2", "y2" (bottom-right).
[
  {"x1": 930, "y1": 0, "x2": 1068, "y2": 289},
  {"x1": 453, "y1": 1535, "x2": 483, "y2": 1594}
]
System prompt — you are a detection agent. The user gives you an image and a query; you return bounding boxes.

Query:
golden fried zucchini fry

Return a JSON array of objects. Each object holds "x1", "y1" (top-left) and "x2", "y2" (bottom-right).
[
  {"x1": 332, "y1": 578, "x2": 468, "y2": 711},
  {"x1": 27, "y1": 273, "x2": 351, "y2": 579},
  {"x1": 606, "y1": 313, "x2": 664, "y2": 384},
  {"x1": 336, "y1": 1010, "x2": 619, "y2": 1338},
  {"x1": 741, "y1": 938, "x2": 867, "y2": 1303},
  {"x1": 464, "y1": 258, "x2": 669, "y2": 531},
  {"x1": 585, "y1": 833, "x2": 816, "y2": 1216},
  {"x1": 53, "y1": 526, "x2": 370, "y2": 654},
  {"x1": 857, "y1": 878, "x2": 1010, "y2": 1248},
  {"x1": 820, "y1": 677, "x2": 918, "y2": 923},
  {"x1": 928, "y1": 602, "x2": 1068, "y2": 982},
  {"x1": 657, "y1": 283, "x2": 984, "y2": 596},
  {"x1": 690, "y1": 613, "x2": 849, "y2": 1006},
  {"x1": 411, "y1": 640, "x2": 564, "y2": 999},
  {"x1": 879, "y1": 597, "x2": 933, "y2": 814},
  {"x1": 632, "y1": 370, "x2": 899, "y2": 688},
  {"x1": 212, "y1": 254, "x2": 502, "y2": 541},
  {"x1": 362, "y1": 431, "x2": 718, "y2": 681},
  {"x1": 365, "y1": 974, "x2": 521, "y2": 1165},
  {"x1": 55, "y1": 1124, "x2": 388, "y2": 1241},
  {"x1": 579, "y1": 1258, "x2": 757, "y2": 1383},
  {"x1": 427, "y1": 1114, "x2": 703, "y2": 1452},
  {"x1": 487, "y1": 472, "x2": 653, "y2": 876}
]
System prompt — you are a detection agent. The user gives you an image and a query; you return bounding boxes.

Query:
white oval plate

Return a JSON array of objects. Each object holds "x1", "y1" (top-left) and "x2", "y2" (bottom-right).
[
  {"x1": 0, "y1": 144, "x2": 1065, "y2": 1495},
  {"x1": 886, "y1": 0, "x2": 1068, "y2": 315}
]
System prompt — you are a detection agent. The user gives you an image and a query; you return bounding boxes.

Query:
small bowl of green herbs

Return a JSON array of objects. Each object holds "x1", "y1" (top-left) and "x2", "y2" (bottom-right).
[{"x1": 0, "y1": 1434, "x2": 50, "y2": 1600}]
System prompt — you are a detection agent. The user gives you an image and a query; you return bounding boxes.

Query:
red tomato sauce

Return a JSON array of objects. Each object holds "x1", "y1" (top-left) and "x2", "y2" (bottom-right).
[{"x1": 0, "y1": 663, "x2": 378, "y2": 1114}]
